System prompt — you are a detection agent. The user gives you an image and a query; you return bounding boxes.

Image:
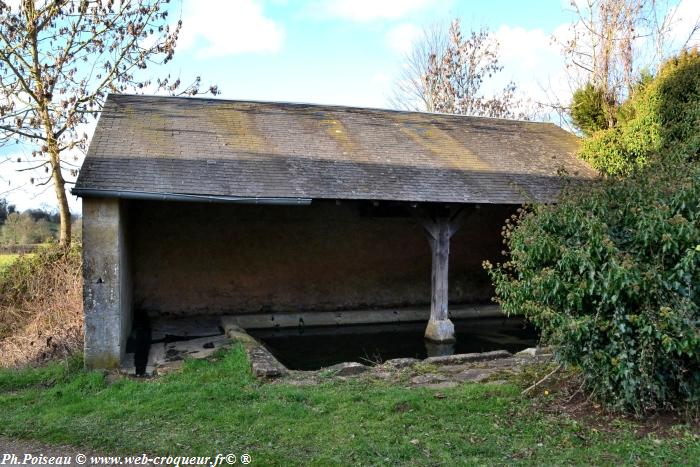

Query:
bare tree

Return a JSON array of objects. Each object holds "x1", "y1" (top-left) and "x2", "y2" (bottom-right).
[
  {"x1": 390, "y1": 19, "x2": 524, "y2": 119},
  {"x1": 556, "y1": 0, "x2": 699, "y2": 127},
  {"x1": 0, "y1": 0, "x2": 218, "y2": 245},
  {"x1": 389, "y1": 23, "x2": 448, "y2": 112}
]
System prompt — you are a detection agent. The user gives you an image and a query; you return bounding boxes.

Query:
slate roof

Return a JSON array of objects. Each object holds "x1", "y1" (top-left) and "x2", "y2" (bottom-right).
[{"x1": 73, "y1": 94, "x2": 598, "y2": 204}]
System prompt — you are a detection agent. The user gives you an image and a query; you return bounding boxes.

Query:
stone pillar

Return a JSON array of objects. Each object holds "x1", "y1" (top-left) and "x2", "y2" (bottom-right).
[
  {"x1": 82, "y1": 198, "x2": 132, "y2": 369},
  {"x1": 424, "y1": 217, "x2": 456, "y2": 342}
]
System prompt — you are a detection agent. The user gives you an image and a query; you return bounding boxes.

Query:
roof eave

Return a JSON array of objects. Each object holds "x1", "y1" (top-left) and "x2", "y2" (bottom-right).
[{"x1": 71, "y1": 188, "x2": 313, "y2": 205}]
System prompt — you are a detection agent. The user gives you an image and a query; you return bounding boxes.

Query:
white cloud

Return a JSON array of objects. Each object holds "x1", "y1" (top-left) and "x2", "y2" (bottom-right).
[
  {"x1": 312, "y1": 0, "x2": 440, "y2": 22},
  {"x1": 496, "y1": 26, "x2": 557, "y2": 72},
  {"x1": 490, "y1": 24, "x2": 575, "y2": 120},
  {"x1": 494, "y1": 25, "x2": 564, "y2": 90},
  {"x1": 372, "y1": 71, "x2": 391, "y2": 85},
  {"x1": 178, "y1": 0, "x2": 284, "y2": 58},
  {"x1": 386, "y1": 23, "x2": 422, "y2": 54}
]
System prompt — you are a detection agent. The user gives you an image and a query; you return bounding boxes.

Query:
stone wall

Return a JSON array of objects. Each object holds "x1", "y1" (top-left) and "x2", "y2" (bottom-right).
[{"x1": 128, "y1": 200, "x2": 514, "y2": 317}]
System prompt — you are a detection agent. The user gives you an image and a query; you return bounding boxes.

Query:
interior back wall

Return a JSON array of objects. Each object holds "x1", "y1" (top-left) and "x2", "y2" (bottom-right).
[{"x1": 129, "y1": 200, "x2": 513, "y2": 317}]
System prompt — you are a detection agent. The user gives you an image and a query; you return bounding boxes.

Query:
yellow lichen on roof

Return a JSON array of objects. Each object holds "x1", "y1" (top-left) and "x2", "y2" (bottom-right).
[
  {"x1": 122, "y1": 104, "x2": 182, "y2": 157},
  {"x1": 392, "y1": 113, "x2": 492, "y2": 172},
  {"x1": 316, "y1": 115, "x2": 356, "y2": 155},
  {"x1": 201, "y1": 103, "x2": 267, "y2": 157}
]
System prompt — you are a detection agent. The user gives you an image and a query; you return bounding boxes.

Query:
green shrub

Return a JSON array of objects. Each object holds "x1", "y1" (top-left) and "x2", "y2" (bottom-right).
[
  {"x1": 485, "y1": 158, "x2": 700, "y2": 413},
  {"x1": 570, "y1": 83, "x2": 610, "y2": 136},
  {"x1": 579, "y1": 49, "x2": 700, "y2": 175},
  {"x1": 487, "y1": 50, "x2": 700, "y2": 413}
]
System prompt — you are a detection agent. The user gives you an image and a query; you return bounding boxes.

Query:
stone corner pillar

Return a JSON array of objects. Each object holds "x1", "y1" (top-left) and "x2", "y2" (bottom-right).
[{"x1": 82, "y1": 197, "x2": 132, "y2": 369}]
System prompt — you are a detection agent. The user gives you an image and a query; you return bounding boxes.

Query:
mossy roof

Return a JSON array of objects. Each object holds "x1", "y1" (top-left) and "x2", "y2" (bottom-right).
[{"x1": 74, "y1": 94, "x2": 597, "y2": 204}]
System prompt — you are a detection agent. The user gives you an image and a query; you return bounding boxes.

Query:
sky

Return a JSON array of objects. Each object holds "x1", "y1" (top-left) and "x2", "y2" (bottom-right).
[
  {"x1": 1, "y1": 0, "x2": 699, "y2": 211},
  {"x1": 170, "y1": 0, "x2": 574, "y2": 110}
]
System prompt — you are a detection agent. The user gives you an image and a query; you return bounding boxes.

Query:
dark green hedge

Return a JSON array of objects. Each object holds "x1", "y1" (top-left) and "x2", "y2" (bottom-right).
[
  {"x1": 486, "y1": 160, "x2": 700, "y2": 413},
  {"x1": 486, "y1": 51, "x2": 700, "y2": 413}
]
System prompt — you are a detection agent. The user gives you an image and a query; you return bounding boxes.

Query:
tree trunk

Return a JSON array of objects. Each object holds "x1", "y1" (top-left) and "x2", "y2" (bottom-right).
[
  {"x1": 49, "y1": 146, "x2": 71, "y2": 246},
  {"x1": 34, "y1": 83, "x2": 71, "y2": 245},
  {"x1": 26, "y1": 1, "x2": 71, "y2": 246},
  {"x1": 40, "y1": 116, "x2": 71, "y2": 246}
]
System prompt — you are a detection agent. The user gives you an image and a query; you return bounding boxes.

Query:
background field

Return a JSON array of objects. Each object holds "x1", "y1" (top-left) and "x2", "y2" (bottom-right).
[{"x1": 0, "y1": 254, "x2": 19, "y2": 272}]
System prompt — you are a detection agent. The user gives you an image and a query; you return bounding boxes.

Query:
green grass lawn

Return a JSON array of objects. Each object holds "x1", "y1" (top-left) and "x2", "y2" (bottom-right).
[{"x1": 0, "y1": 347, "x2": 697, "y2": 466}]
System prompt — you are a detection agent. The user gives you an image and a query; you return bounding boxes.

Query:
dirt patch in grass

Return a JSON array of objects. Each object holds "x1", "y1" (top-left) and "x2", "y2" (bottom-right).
[{"x1": 525, "y1": 368, "x2": 700, "y2": 439}]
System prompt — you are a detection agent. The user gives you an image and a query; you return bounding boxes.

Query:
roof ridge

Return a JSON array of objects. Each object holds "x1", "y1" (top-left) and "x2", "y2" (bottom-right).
[{"x1": 107, "y1": 93, "x2": 563, "y2": 128}]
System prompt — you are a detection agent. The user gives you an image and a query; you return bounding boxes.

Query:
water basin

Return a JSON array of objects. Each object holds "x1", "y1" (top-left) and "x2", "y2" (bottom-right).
[{"x1": 248, "y1": 317, "x2": 537, "y2": 371}]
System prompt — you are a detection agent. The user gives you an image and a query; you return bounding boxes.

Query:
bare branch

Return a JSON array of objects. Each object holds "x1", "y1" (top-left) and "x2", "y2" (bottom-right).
[
  {"x1": 390, "y1": 19, "x2": 528, "y2": 119},
  {"x1": 0, "y1": 0, "x2": 219, "y2": 244}
]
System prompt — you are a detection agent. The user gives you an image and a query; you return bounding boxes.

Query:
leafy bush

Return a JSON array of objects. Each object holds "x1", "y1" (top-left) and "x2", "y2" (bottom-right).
[
  {"x1": 570, "y1": 83, "x2": 610, "y2": 136},
  {"x1": 487, "y1": 50, "x2": 700, "y2": 413},
  {"x1": 485, "y1": 159, "x2": 700, "y2": 413},
  {"x1": 579, "y1": 49, "x2": 700, "y2": 175}
]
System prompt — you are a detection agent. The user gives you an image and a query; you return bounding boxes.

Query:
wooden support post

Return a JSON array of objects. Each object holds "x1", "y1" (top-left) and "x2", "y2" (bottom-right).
[
  {"x1": 425, "y1": 216, "x2": 454, "y2": 342},
  {"x1": 414, "y1": 205, "x2": 474, "y2": 343}
]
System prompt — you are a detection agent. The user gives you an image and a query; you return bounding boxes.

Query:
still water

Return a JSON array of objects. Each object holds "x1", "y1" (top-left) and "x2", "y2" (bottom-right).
[{"x1": 248, "y1": 317, "x2": 538, "y2": 371}]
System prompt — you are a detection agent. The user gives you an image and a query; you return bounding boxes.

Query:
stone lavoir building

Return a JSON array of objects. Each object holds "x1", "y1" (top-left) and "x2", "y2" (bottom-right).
[{"x1": 73, "y1": 94, "x2": 596, "y2": 369}]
